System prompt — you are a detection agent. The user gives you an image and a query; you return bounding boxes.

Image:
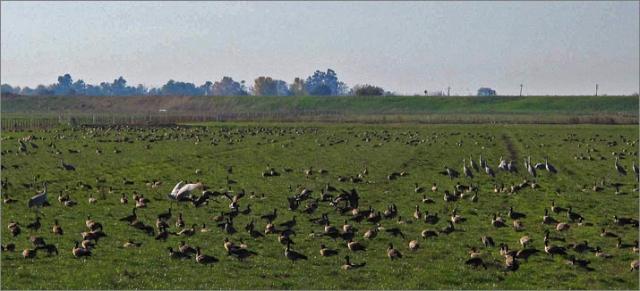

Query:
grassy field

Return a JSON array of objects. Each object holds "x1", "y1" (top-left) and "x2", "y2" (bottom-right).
[
  {"x1": 2, "y1": 95, "x2": 638, "y2": 116},
  {"x1": 1, "y1": 122, "x2": 639, "y2": 289}
]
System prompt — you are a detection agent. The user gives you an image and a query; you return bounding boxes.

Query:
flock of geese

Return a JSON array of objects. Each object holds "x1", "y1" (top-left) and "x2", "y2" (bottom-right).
[{"x1": 1, "y1": 126, "x2": 639, "y2": 280}]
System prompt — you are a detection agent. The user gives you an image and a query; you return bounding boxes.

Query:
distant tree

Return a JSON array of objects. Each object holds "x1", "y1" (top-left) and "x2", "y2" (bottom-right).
[
  {"x1": 1, "y1": 84, "x2": 20, "y2": 95},
  {"x1": 304, "y1": 69, "x2": 348, "y2": 96},
  {"x1": 52, "y1": 73, "x2": 74, "y2": 95},
  {"x1": 289, "y1": 77, "x2": 306, "y2": 96},
  {"x1": 199, "y1": 81, "x2": 213, "y2": 96},
  {"x1": 212, "y1": 76, "x2": 248, "y2": 96},
  {"x1": 351, "y1": 84, "x2": 385, "y2": 96},
  {"x1": 253, "y1": 76, "x2": 290, "y2": 96}
]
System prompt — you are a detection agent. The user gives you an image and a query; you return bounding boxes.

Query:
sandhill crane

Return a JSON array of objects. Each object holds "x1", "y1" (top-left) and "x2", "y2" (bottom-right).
[
  {"x1": 484, "y1": 164, "x2": 495, "y2": 178},
  {"x1": 525, "y1": 157, "x2": 536, "y2": 178},
  {"x1": 463, "y1": 159, "x2": 473, "y2": 178},
  {"x1": 615, "y1": 157, "x2": 626, "y2": 176},
  {"x1": 469, "y1": 156, "x2": 479, "y2": 171},
  {"x1": 498, "y1": 156, "x2": 508, "y2": 171},
  {"x1": 28, "y1": 182, "x2": 49, "y2": 208}
]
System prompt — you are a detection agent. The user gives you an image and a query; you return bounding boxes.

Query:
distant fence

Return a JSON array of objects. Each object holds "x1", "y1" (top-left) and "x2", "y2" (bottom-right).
[{"x1": 0, "y1": 110, "x2": 346, "y2": 131}]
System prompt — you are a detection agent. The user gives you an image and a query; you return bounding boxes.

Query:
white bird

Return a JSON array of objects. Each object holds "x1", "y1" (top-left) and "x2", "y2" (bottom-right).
[
  {"x1": 167, "y1": 181, "x2": 184, "y2": 200},
  {"x1": 175, "y1": 182, "x2": 203, "y2": 200},
  {"x1": 28, "y1": 182, "x2": 48, "y2": 208}
]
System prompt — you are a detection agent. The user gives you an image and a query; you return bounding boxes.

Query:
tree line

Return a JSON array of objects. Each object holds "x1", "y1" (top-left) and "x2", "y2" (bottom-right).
[{"x1": 1, "y1": 69, "x2": 390, "y2": 97}]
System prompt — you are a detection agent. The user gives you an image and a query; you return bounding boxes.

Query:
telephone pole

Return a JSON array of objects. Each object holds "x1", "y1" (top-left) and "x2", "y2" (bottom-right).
[
  {"x1": 519, "y1": 84, "x2": 523, "y2": 97},
  {"x1": 447, "y1": 86, "x2": 451, "y2": 97},
  {"x1": 595, "y1": 84, "x2": 599, "y2": 96}
]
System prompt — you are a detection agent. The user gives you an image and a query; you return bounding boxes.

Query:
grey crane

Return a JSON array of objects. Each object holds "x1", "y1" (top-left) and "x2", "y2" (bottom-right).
[
  {"x1": 463, "y1": 159, "x2": 473, "y2": 178},
  {"x1": 28, "y1": 182, "x2": 49, "y2": 208},
  {"x1": 614, "y1": 156, "x2": 626, "y2": 176}
]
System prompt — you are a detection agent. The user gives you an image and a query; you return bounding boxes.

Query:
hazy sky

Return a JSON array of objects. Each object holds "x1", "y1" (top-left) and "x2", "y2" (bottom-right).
[{"x1": 1, "y1": 1, "x2": 638, "y2": 95}]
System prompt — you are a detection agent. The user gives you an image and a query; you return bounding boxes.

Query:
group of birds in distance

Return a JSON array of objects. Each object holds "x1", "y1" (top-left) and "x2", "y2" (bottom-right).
[{"x1": 1, "y1": 126, "x2": 639, "y2": 275}]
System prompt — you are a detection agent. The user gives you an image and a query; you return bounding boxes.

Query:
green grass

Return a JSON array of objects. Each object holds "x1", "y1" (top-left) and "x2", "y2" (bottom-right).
[
  {"x1": 2, "y1": 95, "x2": 638, "y2": 116},
  {"x1": 1, "y1": 123, "x2": 638, "y2": 289}
]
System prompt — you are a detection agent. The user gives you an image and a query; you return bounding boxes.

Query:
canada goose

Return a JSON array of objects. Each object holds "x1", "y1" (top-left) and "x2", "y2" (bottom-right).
[
  {"x1": 279, "y1": 216, "x2": 297, "y2": 229},
  {"x1": 167, "y1": 247, "x2": 190, "y2": 260},
  {"x1": 450, "y1": 209, "x2": 465, "y2": 224},
  {"x1": 463, "y1": 158, "x2": 473, "y2": 178},
  {"x1": 556, "y1": 222, "x2": 570, "y2": 232},
  {"x1": 175, "y1": 213, "x2": 185, "y2": 228},
  {"x1": 178, "y1": 241, "x2": 197, "y2": 255},
  {"x1": 600, "y1": 228, "x2": 617, "y2": 238},
  {"x1": 481, "y1": 236, "x2": 495, "y2": 247},
  {"x1": 544, "y1": 241, "x2": 566, "y2": 257},
  {"x1": 440, "y1": 221, "x2": 454, "y2": 234},
  {"x1": 594, "y1": 247, "x2": 612, "y2": 258},
  {"x1": 565, "y1": 256, "x2": 592, "y2": 270},
  {"x1": 424, "y1": 211, "x2": 439, "y2": 224},
  {"x1": 519, "y1": 236, "x2": 531, "y2": 248},
  {"x1": 504, "y1": 254, "x2": 519, "y2": 271},
  {"x1": 320, "y1": 244, "x2": 338, "y2": 257},
  {"x1": 342, "y1": 220, "x2": 353, "y2": 234},
  {"x1": 196, "y1": 247, "x2": 218, "y2": 265},
  {"x1": 363, "y1": 226, "x2": 378, "y2": 240},
  {"x1": 513, "y1": 220, "x2": 524, "y2": 231},
  {"x1": 468, "y1": 247, "x2": 481, "y2": 258},
  {"x1": 284, "y1": 241, "x2": 307, "y2": 261},
  {"x1": 119, "y1": 193, "x2": 128, "y2": 204},
  {"x1": 566, "y1": 207, "x2": 583, "y2": 222},
  {"x1": 8, "y1": 221, "x2": 20, "y2": 236},
  {"x1": 413, "y1": 183, "x2": 424, "y2": 193},
  {"x1": 72, "y1": 241, "x2": 91, "y2": 258},
  {"x1": 347, "y1": 239, "x2": 366, "y2": 252},
  {"x1": 491, "y1": 214, "x2": 506, "y2": 228},
  {"x1": 431, "y1": 183, "x2": 438, "y2": 192},
  {"x1": 613, "y1": 215, "x2": 639, "y2": 227},
  {"x1": 79, "y1": 239, "x2": 94, "y2": 251},
  {"x1": 542, "y1": 209, "x2": 557, "y2": 225},
  {"x1": 550, "y1": 200, "x2": 566, "y2": 213},
  {"x1": 3, "y1": 193, "x2": 17, "y2": 204},
  {"x1": 120, "y1": 208, "x2": 137, "y2": 223},
  {"x1": 48, "y1": 219, "x2": 62, "y2": 236},
  {"x1": 443, "y1": 190, "x2": 456, "y2": 202},
  {"x1": 386, "y1": 243, "x2": 402, "y2": 260},
  {"x1": 408, "y1": 240, "x2": 419, "y2": 251},
  {"x1": 85, "y1": 215, "x2": 101, "y2": 231},
  {"x1": 26, "y1": 216, "x2": 41, "y2": 231},
  {"x1": 421, "y1": 195, "x2": 435, "y2": 204},
  {"x1": 421, "y1": 229, "x2": 438, "y2": 239},
  {"x1": 261, "y1": 208, "x2": 278, "y2": 222},
  {"x1": 155, "y1": 226, "x2": 170, "y2": 241},
  {"x1": 631, "y1": 260, "x2": 639, "y2": 271},
  {"x1": 265, "y1": 222, "x2": 276, "y2": 235},
  {"x1": 157, "y1": 207, "x2": 172, "y2": 221},
  {"x1": 568, "y1": 240, "x2": 591, "y2": 253},
  {"x1": 341, "y1": 255, "x2": 366, "y2": 270},
  {"x1": 177, "y1": 224, "x2": 196, "y2": 237},
  {"x1": 123, "y1": 239, "x2": 142, "y2": 248},
  {"x1": 508, "y1": 207, "x2": 526, "y2": 219},
  {"x1": 29, "y1": 236, "x2": 46, "y2": 248},
  {"x1": 465, "y1": 257, "x2": 487, "y2": 269},
  {"x1": 88, "y1": 193, "x2": 97, "y2": 204},
  {"x1": 22, "y1": 248, "x2": 37, "y2": 259},
  {"x1": 2, "y1": 243, "x2": 16, "y2": 252}
]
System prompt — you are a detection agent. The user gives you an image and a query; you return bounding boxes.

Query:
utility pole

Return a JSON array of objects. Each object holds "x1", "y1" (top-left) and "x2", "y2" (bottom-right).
[
  {"x1": 519, "y1": 84, "x2": 523, "y2": 97},
  {"x1": 595, "y1": 84, "x2": 599, "y2": 96},
  {"x1": 447, "y1": 87, "x2": 451, "y2": 97}
]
